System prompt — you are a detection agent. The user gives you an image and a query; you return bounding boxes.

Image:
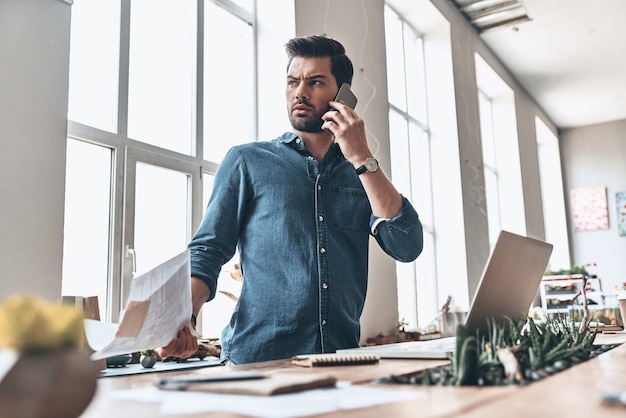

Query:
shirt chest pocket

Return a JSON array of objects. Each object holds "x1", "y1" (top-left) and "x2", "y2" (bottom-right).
[{"x1": 330, "y1": 186, "x2": 371, "y2": 233}]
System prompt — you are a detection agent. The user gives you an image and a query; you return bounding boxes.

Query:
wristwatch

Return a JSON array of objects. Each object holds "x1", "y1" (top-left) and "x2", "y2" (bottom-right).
[{"x1": 355, "y1": 157, "x2": 379, "y2": 175}]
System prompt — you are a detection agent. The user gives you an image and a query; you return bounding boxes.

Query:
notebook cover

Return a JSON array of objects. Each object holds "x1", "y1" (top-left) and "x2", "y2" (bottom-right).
[{"x1": 157, "y1": 371, "x2": 337, "y2": 396}]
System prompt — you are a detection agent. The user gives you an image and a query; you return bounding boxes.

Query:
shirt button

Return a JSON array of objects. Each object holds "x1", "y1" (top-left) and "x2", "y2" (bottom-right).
[
  {"x1": 318, "y1": 215, "x2": 324, "y2": 222},
  {"x1": 320, "y1": 247, "x2": 326, "y2": 254},
  {"x1": 317, "y1": 185, "x2": 322, "y2": 191},
  {"x1": 322, "y1": 282, "x2": 328, "y2": 289},
  {"x1": 296, "y1": 138, "x2": 301, "y2": 144},
  {"x1": 321, "y1": 319, "x2": 327, "y2": 326},
  {"x1": 308, "y1": 156, "x2": 314, "y2": 160}
]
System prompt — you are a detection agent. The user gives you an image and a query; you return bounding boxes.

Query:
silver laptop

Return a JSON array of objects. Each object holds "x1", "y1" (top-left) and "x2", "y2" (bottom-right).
[{"x1": 337, "y1": 230, "x2": 553, "y2": 359}]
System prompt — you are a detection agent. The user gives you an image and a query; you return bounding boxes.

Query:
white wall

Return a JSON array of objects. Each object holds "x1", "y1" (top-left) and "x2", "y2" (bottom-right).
[
  {"x1": 0, "y1": 0, "x2": 71, "y2": 302},
  {"x1": 560, "y1": 119, "x2": 626, "y2": 294}
]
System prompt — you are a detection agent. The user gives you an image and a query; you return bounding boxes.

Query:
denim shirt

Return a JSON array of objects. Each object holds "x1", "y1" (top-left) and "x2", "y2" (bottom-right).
[{"x1": 189, "y1": 132, "x2": 423, "y2": 364}]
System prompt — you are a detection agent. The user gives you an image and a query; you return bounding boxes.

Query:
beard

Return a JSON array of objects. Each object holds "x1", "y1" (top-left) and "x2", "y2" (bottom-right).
[{"x1": 288, "y1": 100, "x2": 330, "y2": 133}]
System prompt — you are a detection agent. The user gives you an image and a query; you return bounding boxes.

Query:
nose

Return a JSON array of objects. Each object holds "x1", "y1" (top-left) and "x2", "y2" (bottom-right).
[{"x1": 295, "y1": 83, "x2": 308, "y2": 100}]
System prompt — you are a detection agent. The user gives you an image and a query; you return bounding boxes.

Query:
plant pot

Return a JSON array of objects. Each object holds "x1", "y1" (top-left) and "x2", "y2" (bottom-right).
[
  {"x1": 0, "y1": 350, "x2": 99, "y2": 418},
  {"x1": 140, "y1": 354, "x2": 157, "y2": 368}
]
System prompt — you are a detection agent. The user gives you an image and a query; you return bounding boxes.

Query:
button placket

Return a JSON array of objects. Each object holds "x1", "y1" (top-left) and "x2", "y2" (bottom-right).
[{"x1": 314, "y1": 174, "x2": 330, "y2": 352}]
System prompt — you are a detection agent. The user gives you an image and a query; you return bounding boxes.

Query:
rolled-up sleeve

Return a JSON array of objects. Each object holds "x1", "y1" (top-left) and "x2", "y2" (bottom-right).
[
  {"x1": 370, "y1": 196, "x2": 423, "y2": 262},
  {"x1": 189, "y1": 147, "x2": 246, "y2": 301}
]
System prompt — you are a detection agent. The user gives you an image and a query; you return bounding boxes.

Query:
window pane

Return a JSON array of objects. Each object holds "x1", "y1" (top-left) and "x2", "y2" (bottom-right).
[
  {"x1": 134, "y1": 163, "x2": 189, "y2": 276},
  {"x1": 484, "y1": 168, "x2": 501, "y2": 246},
  {"x1": 68, "y1": 0, "x2": 120, "y2": 132},
  {"x1": 396, "y1": 254, "x2": 417, "y2": 328},
  {"x1": 415, "y1": 231, "x2": 436, "y2": 327},
  {"x1": 479, "y1": 93, "x2": 496, "y2": 168},
  {"x1": 537, "y1": 119, "x2": 570, "y2": 271},
  {"x1": 403, "y1": 29, "x2": 427, "y2": 122},
  {"x1": 204, "y1": 1, "x2": 254, "y2": 162},
  {"x1": 128, "y1": 0, "x2": 196, "y2": 155},
  {"x1": 389, "y1": 110, "x2": 410, "y2": 198},
  {"x1": 408, "y1": 123, "x2": 433, "y2": 225},
  {"x1": 62, "y1": 140, "x2": 112, "y2": 320},
  {"x1": 384, "y1": 8, "x2": 407, "y2": 111},
  {"x1": 389, "y1": 113, "x2": 433, "y2": 226}
]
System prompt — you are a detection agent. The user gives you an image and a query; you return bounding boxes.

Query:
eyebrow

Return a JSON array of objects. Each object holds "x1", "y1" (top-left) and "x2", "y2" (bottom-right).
[{"x1": 286, "y1": 74, "x2": 330, "y2": 81}]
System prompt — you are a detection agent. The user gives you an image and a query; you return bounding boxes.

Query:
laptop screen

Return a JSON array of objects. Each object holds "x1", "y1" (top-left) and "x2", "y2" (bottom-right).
[{"x1": 464, "y1": 230, "x2": 553, "y2": 335}]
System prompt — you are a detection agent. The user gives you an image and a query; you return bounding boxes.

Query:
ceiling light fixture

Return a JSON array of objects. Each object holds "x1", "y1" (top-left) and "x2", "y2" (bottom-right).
[{"x1": 453, "y1": 0, "x2": 531, "y2": 33}]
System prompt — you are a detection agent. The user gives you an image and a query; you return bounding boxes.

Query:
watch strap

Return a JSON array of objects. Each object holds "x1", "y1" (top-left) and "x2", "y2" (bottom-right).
[
  {"x1": 355, "y1": 164, "x2": 368, "y2": 175},
  {"x1": 355, "y1": 157, "x2": 378, "y2": 175}
]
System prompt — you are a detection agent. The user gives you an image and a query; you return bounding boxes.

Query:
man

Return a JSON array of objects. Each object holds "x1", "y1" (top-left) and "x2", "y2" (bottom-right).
[{"x1": 159, "y1": 35, "x2": 423, "y2": 364}]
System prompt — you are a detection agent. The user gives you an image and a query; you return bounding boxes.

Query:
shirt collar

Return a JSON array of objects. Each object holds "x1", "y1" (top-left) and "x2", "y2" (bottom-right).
[
  {"x1": 279, "y1": 132, "x2": 345, "y2": 165},
  {"x1": 279, "y1": 132, "x2": 299, "y2": 144}
]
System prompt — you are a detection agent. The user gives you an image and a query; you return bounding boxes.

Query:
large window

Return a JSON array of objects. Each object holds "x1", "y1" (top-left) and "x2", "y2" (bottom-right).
[
  {"x1": 385, "y1": 6, "x2": 436, "y2": 330},
  {"x1": 64, "y1": 0, "x2": 256, "y2": 323},
  {"x1": 478, "y1": 90, "x2": 503, "y2": 245},
  {"x1": 536, "y1": 118, "x2": 570, "y2": 271},
  {"x1": 475, "y1": 54, "x2": 526, "y2": 247}
]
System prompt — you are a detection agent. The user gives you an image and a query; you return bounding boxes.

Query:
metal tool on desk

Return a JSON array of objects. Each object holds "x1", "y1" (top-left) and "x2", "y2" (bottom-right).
[
  {"x1": 599, "y1": 390, "x2": 626, "y2": 406},
  {"x1": 156, "y1": 371, "x2": 266, "y2": 390}
]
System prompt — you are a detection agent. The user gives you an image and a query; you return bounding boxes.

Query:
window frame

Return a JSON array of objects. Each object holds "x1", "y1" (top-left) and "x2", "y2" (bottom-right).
[{"x1": 65, "y1": 0, "x2": 256, "y2": 322}]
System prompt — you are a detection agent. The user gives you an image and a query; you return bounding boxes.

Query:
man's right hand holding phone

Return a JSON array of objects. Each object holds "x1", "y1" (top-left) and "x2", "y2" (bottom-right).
[{"x1": 322, "y1": 84, "x2": 370, "y2": 171}]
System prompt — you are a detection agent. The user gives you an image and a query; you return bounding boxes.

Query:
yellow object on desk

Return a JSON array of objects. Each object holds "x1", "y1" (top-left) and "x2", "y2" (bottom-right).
[{"x1": 0, "y1": 294, "x2": 85, "y2": 353}]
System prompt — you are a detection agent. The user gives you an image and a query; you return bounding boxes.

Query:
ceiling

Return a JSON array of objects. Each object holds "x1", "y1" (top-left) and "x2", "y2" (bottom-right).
[{"x1": 390, "y1": 0, "x2": 626, "y2": 130}]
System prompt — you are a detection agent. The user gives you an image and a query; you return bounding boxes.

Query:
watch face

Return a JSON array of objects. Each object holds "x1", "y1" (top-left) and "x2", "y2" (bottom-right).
[{"x1": 365, "y1": 158, "x2": 378, "y2": 172}]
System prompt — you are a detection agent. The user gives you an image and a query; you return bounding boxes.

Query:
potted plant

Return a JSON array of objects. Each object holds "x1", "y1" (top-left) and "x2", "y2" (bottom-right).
[
  {"x1": 140, "y1": 348, "x2": 158, "y2": 368},
  {"x1": 0, "y1": 295, "x2": 99, "y2": 417}
]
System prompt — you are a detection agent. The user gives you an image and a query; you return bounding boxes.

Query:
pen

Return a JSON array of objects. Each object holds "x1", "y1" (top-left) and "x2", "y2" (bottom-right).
[{"x1": 156, "y1": 372, "x2": 266, "y2": 390}]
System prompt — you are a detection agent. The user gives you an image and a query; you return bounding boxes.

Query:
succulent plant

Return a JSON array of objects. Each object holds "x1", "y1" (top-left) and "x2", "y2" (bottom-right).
[{"x1": 417, "y1": 315, "x2": 599, "y2": 386}]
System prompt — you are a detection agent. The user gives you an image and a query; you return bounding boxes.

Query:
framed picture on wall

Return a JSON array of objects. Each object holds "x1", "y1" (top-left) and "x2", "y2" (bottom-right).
[
  {"x1": 616, "y1": 191, "x2": 626, "y2": 236},
  {"x1": 570, "y1": 186, "x2": 609, "y2": 231}
]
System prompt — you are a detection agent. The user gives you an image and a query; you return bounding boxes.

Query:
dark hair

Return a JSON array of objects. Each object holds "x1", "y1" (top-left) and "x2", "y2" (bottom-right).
[{"x1": 285, "y1": 35, "x2": 354, "y2": 88}]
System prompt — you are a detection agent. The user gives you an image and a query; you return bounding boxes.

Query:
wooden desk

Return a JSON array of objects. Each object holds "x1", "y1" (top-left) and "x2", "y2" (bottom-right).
[{"x1": 81, "y1": 333, "x2": 626, "y2": 417}]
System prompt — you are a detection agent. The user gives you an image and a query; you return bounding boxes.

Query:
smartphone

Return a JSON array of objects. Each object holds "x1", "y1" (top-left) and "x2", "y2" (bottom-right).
[{"x1": 333, "y1": 83, "x2": 358, "y2": 110}]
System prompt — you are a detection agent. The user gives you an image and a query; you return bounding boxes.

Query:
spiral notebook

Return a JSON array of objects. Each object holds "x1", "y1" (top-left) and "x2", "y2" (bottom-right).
[{"x1": 291, "y1": 353, "x2": 380, "y2": 367}]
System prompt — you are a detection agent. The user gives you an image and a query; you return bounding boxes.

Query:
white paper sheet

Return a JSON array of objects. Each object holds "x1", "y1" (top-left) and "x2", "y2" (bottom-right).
[
  {"x1": 0, "y1": 349, "x2": 19, "y2": 383},
  {"x1": 86, "y1": 250, "x2": 193, "y2": 360},
  {"x1": 109, "y1": 383, "x2": 425, "y2": 417}
]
